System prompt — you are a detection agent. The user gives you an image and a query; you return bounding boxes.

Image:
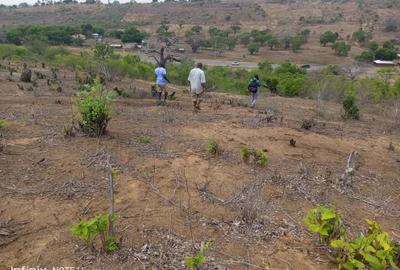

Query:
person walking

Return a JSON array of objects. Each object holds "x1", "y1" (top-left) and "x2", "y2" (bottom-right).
[
  {"x1": 154, "y1": 63, "x2": 170, "y2": 105},
  {"x1": 188, "y1": 62, "x2": 206, "y2": 111},
  {"x1": 248, "y1": 74, "x2": 261, "y2": 108}
]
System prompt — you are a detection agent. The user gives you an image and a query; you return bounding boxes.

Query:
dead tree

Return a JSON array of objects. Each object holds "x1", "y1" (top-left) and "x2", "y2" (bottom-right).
[
  {"x1": 340, "y1": 150, "x2": 359, "y2": 186},
  {"x1": 146, "y1": 46, "x2": 181, "y2": 66}
]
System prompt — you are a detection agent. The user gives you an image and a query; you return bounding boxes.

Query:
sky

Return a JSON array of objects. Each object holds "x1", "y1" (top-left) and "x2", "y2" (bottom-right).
[{"x1": 0, "y1": 0, "x2": 153, "y2": 5}]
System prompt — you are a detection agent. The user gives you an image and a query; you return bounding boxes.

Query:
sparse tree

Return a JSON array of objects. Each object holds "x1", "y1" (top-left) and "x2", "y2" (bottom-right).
[
  {"x1": 332, "y1": 41, "x2": 351, "y2": 56},
  {"x1": 247, "y1": 42, "x2": 260, "y2": 55},
  {"x1": 320, "y1": 31, "x2": 338, "y2": 46},
  {"x1": 267, "y1": 37, "x2": 279, "y2": 50}
]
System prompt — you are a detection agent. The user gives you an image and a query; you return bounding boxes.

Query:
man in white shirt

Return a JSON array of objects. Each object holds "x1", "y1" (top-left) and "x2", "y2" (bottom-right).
[{"x1": 188, "y1": 62, "x2": 206, "y2": 110}]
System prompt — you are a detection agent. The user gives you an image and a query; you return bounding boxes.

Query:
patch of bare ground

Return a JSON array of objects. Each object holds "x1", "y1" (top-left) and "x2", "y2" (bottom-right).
[{"x1": 0, "y1": 62, "x2": 399, "y2": 269}]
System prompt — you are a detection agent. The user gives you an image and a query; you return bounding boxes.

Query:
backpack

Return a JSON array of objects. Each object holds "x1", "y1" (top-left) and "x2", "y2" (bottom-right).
[{"x1": 248, "y1": 78, "x2": 259, "y2": 93}]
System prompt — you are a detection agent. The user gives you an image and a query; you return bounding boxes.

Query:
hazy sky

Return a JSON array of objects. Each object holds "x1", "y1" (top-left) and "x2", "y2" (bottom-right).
[{"x1": 0, "y1": 0, "x2": 153, "y2": 5}]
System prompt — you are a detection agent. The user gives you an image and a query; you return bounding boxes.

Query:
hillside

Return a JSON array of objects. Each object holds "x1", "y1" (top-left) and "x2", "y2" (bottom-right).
[
  {"x1": 0, "y1": 60, "x2": 399, "y2": 269},
  {"x1": 1, "y1": 0, "x2": 399, "y2": 65}
]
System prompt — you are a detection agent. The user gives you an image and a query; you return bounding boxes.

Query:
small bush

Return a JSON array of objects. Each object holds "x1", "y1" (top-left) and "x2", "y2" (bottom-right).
[
  {"x1": 136, "y1": 135, "x2": 151, "y2": 144},
  {"x1": 331, "y1": 220, "x2": 400, "y2": 270},
  {"x1": 254, "y1": 149, "x2": 268, "y2": 166},
  {"x1": 343, "y1": 95, "x2": 360, "y2": 120},
  {"x1": 185, "y1": 241, "x2": 211, "y2": 269},
  {"x1": 207, "y1": 140, "x2": 219, "y2": 155},
  {"x1": 0, "y1": 119, "x2": 6, "y2": 129},
  {"x1": 241, "y1": 146, "x2": 269, "y2": 166},
  {"x1": 240, "y1": 144, "x2": 251, "y2": 159},
  {"x1": 305, "y1": 207, "x2": 400, "y2": 270},
  {"x1": 304, "y1": 206, "x2": 345, "y2": 244},
  {"x1": 74, "y1": 80, "x2": 112, "y2": 136},
  {"x1": 71, "y1": 214, "x2": 118, "y2": 253}
]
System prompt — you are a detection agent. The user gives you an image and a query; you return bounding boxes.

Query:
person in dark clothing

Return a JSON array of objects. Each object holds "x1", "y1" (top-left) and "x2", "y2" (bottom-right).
[{"x1": 248, "y1": 74, "x2": 261, "y2": 108}]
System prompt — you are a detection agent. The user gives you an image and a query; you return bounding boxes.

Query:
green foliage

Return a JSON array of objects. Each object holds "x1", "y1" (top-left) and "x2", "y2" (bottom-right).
[
  {"x1": 356, "y1": 50, "x2": 375, "y2": 62},
  {"x1": 277, "y1": 75, "x2": 306, "y2": 97},
  {"x1": 267, "y1": 37, "x2": 279, "y2": 50},
  {"x1": 306, "y1": 206, "x2": 400, "y2": 270},
  {"x1": 320, "y1": 31, "x2": 338, "y2": 46},
  {"x1": 332, "y1": 42, "x2": 351, "y2": 56},
  {"x1": 207, "y1": 140, "x2": 219, "y2": 155},
  {"x1": 0, "y1": 44, "x2": 35, "y2": 61},
  {"x1": 368, "y1": 41, "x2": 379, "y2": 52},
  {"x1": 274, "y1": 63, "x2": 306, "y2": 75},
  {"x1": 94, "y1": 43, "x2": 114, "y2": 60},
  {"x1": 352, "y1": 29, "x2": 372, "y2": 45},
  {"x1": 254, "y1": 149, "x2": 268, "y2": 166},
  {"x1": 74, "y1": 80, "x2": 112, "y2": 136},
  {"x1": 121, "y1": 27, "x2": 146, "y2": 43},
  {"x1": 342, "y1": 95, "x2": 360, "y2": 120},
  {"x1": 331, "y1": 220, "x2": 400, "y2": 270},
  {"x1": 71, "y1": 214, "x2": 118, "y2": 253},
  {"x1": 136, "y1": 135, "x2": 151, "y2": 144},
  {"x1": 240, "y1": 144, "x2": 251, "y2": 159},
  {"x1": 0, "y1": 119, "x2": 6, "y2": 129},
  {"x1": 241, "y1": 146, "x2": 269, "y2": 166},
  {"x1": 6, "y1": 25, "x2": 81, "y2": 46},
  {"x1": 185, "y1": 254, "x2": 206, "y2": 269},
  {"x1": 105, "y1": 237, "x2": 118, "y2": 253},
  {"x1": 304, "y1": 206, "x2": 345, "y2": 244},
  {"x1": 185, "y1": 241, "x2": 212, "y2": 269},
  {"x1": 375, "y1": 48, "x2": 397, "y2": 61},
  {"x1": 247, "y1": 42, "x2": 260, "y2": 55},
  {"x1": 239, "y1": 32, "x2": 252, "y2": 46}
]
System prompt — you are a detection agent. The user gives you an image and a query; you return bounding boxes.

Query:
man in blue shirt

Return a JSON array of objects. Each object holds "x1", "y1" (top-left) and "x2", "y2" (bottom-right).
[{"x1": 154, "y1": 63, "x2": 170, "y2": 105}]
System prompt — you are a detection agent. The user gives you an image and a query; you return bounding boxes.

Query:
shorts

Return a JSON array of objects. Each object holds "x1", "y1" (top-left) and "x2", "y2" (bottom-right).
[
  {"x1": 157, "y1": 84, "x2": 167, "y2": 92},
  {"x1": 191, "y1": 91, "x2": 203, "y2": 102}
]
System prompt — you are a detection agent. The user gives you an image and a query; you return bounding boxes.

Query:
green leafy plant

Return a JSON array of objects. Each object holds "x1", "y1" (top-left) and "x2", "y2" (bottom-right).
[
  {"x1": 71, "y1": 214, "x2": 118, "y2": 253},
  {"x1": 304, "y1": 206, "x2": 345, "y2": 244},
  {"x1": 207, "y1": 140, "x2": 219, "y2": 155},
  {"x1": 254, "y1": 149, "x2": 269, "y2": 166},
  {"x1": 240, "y1": 144, "x2": 251, "y2": 159},
  {"x1": 0, "y1": 119, "x2": 6, "y2": 129},
  {"x1": 305, "y1": 207, "x2": 400, "y2": 270},
  {"x1": 240, "y1": 146, "x2": 269, "y2": 166},
  {"x1": 331, "y1": 220, "x2": 400, "y2": 270},
  {"x1": 343, "y1": 95, "x2": 360, "y2": 120},
  {"x1": 185, "y1": 241, "x2": 212, "y2": 269},
  {"x1": 73, "y1": 80, "x2": 112, "y2": 136},
  {"x1": 136, "y1": 135, "x2": 151, "y2": 144}
]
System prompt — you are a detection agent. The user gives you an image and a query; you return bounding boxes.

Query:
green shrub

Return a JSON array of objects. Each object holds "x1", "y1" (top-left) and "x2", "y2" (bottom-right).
[
  {"x1": 356, "y1": 50, "x2": 375, "y2": 62},
  {"x1": 185, "y1": 241, "x2": 212, "y2": 269},
  {"x1": 207, "y1": 140, "x2": 219, "y2": 155},
  {"x1": 254, "y1": 149, "x2": 268, "y2": 166},
  {"x1": 74, "y1": 80, "x2": 112, "y2": 136},
  {"x1": 304, "y1": 206, "x2": 345, "y2": 244},
  {"x1": 0, "y1": 119, "x2": 6, "y2": 129},
  {"x1": 241, "y1": 146, "x2": 269, "y2": 166},
  {"x1": 240, "y1": 144, "x2": 251, "y2": 159},
  {"x1": 136, "y1": 135, "x2": 151, "y2": 144},
  {"x1": 342, "y1": 95, "x2": 360, "y2": 120},
  {"x1": 71, "y1": 213, "x2": 118, "y2": 253},
  {"x1": 305, "y1": 207, "x2": 400, "y2": 270},
  {"x1": 277, "y1": 75, "x2": 306, "y2": 97},
  {"x1": 331, "y1": 220, "x2": 400, "y2": 270}
]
